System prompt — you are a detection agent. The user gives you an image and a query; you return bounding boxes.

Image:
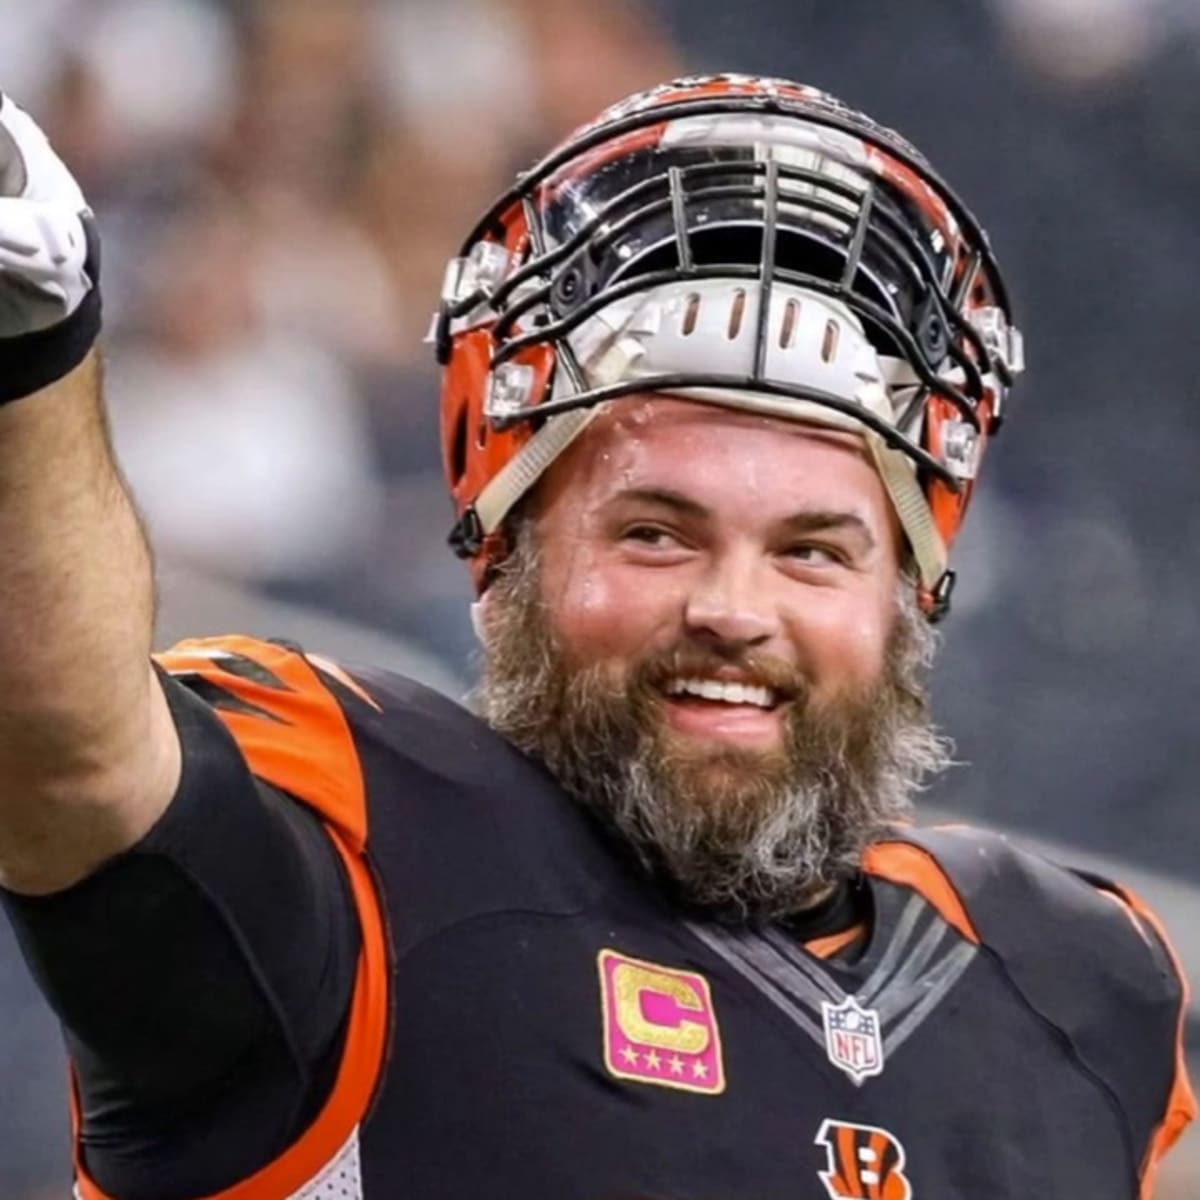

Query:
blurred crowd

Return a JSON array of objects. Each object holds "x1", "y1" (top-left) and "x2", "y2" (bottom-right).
[
  {"x1": 1, "y1": 0, "x2": 1198, "y2": 1194},
  {"x1": 0, "y1": 0, "x2": 681, "y2": 669}
]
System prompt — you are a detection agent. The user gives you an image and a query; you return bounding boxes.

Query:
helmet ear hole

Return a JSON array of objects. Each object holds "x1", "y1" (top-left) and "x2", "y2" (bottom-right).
[{"x1": 448, "y1": 406, "x2": 469, "y2": 485}]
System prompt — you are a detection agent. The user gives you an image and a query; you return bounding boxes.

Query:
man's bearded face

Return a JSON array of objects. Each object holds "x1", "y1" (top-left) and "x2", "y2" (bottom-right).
[{"x1": 475, "y1": 523, "x2": 948, "y2": 921}]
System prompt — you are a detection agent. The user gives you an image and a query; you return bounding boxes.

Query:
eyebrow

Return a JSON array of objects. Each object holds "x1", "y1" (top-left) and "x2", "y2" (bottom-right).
[{"x1": 609, "y1": 487, "x2": 877, "y2": 550}]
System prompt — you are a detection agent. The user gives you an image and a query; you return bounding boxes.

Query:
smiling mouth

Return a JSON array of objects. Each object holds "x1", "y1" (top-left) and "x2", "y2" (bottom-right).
[{"x1": 662, "y1": 676, "x2": 782, "y2": 710}]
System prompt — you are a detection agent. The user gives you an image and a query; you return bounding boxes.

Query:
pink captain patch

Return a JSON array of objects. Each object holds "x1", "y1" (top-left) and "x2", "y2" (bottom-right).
[{"x1": 598, "y1": 949, "x2": 725, "y2": 1095}]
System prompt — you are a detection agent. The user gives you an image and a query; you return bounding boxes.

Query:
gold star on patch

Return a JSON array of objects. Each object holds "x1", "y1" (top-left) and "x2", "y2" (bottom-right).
[
  {"x1": 692, "y1": 1060, "x2": 709, "y2": 1080},
  {"x1": 669, "y1": 1055, "x2": 685, "y2": 1075},
  {"x1": 619, "y1": 1045, "x2": 640, "y2": 1066},
  {"x1": 645, "y1": 1050, "x2": 662, "y2": 1071}
]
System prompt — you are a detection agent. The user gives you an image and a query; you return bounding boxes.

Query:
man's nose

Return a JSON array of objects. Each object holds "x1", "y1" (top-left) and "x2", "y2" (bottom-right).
[{"x1": 682, "y1": 552, "x2": 780, "y2": 648}]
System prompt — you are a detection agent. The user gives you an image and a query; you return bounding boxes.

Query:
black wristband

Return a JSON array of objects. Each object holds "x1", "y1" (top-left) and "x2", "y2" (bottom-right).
[{"x1": 0, "y1": 215, "x2": 102, "y2": 406}]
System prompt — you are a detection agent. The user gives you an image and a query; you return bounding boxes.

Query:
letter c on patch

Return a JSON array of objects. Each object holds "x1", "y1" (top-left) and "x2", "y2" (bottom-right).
[{"x1": 611, "y1": 962, "x2": 711, "y2": 1054}]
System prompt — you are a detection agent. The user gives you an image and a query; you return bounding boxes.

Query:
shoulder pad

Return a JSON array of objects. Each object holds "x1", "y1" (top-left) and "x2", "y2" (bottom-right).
[
  {"x1": 869, "y1": 826, "x2": 1190, "y2": 1177},
  {"x1": 156, "y1": 635, "x2": 376, "y2": 847}
]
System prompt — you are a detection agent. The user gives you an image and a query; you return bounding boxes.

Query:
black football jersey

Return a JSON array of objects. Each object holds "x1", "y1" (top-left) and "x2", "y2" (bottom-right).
[{"x1": 62, "y1": 638, "x2": 1191, "y2": 1200}]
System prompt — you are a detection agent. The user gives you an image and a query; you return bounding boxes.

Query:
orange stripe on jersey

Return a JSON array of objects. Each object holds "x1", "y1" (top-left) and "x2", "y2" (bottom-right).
[
  {"x1": 73, "y1": 636, "x2": 391, "y2": 1200},
  {"x1": 863, "y1": 841, "x2": 980, "y2": 944},
  {"x1": 156, "y1": 635, "x2": 371, "y2": 846},
  {"x1": 1101, "y1": 884, "x2": 1198, "y2": 1198},
  {"x1": 805, "y1": 923, "x2": 867, "y2": 961},
  {"x1": 209, "y1": 823, "x2": 388, "y2": 1200},
  {"x1": 867, "y1": 1128, "x2": 891, "y2": 1200},
  {"x1": 837, "y1": 1121, "x2": 862, "y2": 1196}
]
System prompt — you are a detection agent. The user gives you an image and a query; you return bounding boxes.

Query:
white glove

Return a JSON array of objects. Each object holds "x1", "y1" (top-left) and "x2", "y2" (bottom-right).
[{"x1": 0, "y1": 92, "x2": 100, "y2": 401}]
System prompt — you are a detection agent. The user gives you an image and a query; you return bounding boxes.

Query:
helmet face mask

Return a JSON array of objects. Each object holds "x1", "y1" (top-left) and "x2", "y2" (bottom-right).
[{"x1": 436, "y1": 75, "x2": 1023, "y2": 617}]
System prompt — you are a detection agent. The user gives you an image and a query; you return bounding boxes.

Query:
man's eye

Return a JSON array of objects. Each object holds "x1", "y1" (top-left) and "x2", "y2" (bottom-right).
[
  {"x1": 785, "y1": 543, "x2": 843, "y2": 566},
  {"x1": 622, "y1": 525, "x2": 678, "y2": 547}
]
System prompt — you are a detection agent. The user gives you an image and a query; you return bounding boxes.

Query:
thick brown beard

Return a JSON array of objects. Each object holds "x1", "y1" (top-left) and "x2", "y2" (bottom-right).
[{"x1": 474, "y1": 526, "x2": 950, "y2": 921}]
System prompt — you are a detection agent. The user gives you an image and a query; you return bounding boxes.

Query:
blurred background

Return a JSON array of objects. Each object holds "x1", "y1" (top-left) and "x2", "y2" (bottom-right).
[{"x1": 0, "y1": 0, "x2": 1196, "y2": 1194}]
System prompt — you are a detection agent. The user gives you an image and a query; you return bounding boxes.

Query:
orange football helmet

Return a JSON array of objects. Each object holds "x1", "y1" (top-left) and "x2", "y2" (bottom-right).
[{"x1": 434, "y1": 74, "x2": 1023, "y2": 618}]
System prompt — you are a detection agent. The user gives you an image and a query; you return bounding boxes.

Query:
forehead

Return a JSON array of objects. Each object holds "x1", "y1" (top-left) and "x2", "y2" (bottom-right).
[{"x1": 536, "y1": 396, "x2": 892, "y2": 524}]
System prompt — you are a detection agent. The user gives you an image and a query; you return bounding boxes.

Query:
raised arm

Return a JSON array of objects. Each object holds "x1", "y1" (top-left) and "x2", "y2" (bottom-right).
[
  {"x1": 0, "y1": 96, "x2": 363, "y2": 1199},
  {"x1": 0, "y1": 94, "x2": 179, "y2": 894}
]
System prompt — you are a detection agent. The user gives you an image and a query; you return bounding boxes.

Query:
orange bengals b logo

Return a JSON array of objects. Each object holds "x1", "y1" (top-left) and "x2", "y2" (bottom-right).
[{"x1": 815, "y1": 1119, "x2": 913, "y2": 1200}]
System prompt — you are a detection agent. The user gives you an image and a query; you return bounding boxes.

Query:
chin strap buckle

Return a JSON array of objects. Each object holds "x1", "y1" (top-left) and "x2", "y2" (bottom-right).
[
  {"x1": 448, "y1": 507, "x2": 484, "y2": 559},
  {"x1": 923, "y1": 568, "x2": 956, "y2": 623}
]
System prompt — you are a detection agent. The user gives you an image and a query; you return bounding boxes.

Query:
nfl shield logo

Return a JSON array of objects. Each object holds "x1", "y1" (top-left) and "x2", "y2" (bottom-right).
[{"x1": 821, "y1": 995, "x2": 885, "y2": 1085}]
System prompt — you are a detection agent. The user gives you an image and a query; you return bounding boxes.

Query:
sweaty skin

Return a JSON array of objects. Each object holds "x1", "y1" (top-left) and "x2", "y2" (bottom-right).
[{"x1": 522, "y1": 396, "x2": 907, "y2": 752}]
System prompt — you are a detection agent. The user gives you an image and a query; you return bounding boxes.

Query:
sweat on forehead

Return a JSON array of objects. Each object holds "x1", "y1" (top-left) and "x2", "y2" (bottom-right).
[
  {"x1": 532, "y1": 395, "x2": 890, "y2": 527},
  {"x1": 604, "y1": 395, "x2": 874, "y2": 446}
]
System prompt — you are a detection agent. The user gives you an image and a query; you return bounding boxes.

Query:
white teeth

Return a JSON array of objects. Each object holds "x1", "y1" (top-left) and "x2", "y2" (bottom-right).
[{"x1": 664, "y1": 677, "x2": 776, "y2": 708}]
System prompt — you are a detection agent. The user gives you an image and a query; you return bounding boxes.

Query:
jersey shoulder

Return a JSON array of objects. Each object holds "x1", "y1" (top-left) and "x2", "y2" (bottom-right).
[
  {"x1": 149, "y1": 635, "x2": 395, "y2": 1200},
  {"x1": 869, "y1": 823, "x2": 1182, "y2": 995},
  {"x1": 155, "y1": 634, "x2": 508, "y2": 838},
  {"x1": 869, "y1": 823, "x2": 1194, "y2": 1175},
  {"x1": 875, "y1": 824, "x2": 1161, "y2": 939}
]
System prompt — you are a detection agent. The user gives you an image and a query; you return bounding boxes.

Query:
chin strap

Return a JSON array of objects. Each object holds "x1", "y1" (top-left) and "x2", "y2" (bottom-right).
[
  {"x1": 866, "y1": 433, "x2": 947, "y2": 593},
  {"x1": 473, "y1": 406, "x2": 602, "y2": 538}
]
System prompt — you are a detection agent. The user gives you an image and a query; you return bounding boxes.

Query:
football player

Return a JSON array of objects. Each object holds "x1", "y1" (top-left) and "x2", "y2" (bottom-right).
[{"x1": 0, "y1": 77, "x2": 1192, "y2": 1200}]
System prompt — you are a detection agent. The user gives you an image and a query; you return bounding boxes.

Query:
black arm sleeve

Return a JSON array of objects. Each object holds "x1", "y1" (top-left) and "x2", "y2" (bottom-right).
[{"x1": 0, "y1": 672, "x2": 361, "y2": 1200}]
